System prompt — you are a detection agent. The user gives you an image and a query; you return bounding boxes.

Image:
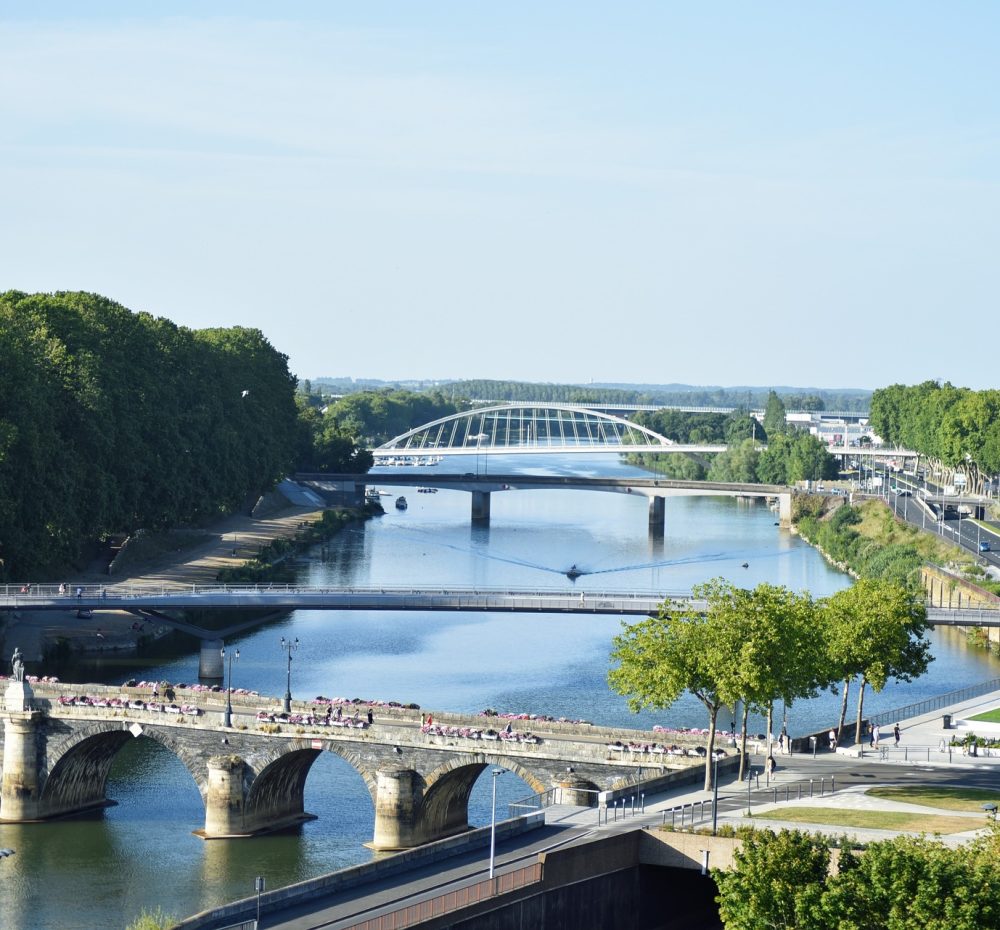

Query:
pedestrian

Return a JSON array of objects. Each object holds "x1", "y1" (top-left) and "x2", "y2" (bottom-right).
[
  {"x1": 872, "y1": 723, "x2": 880, "y2": 748},
  {"x1": 778, "y1": 731, "x2": 786, "y2": 754},
  {"x1": 767, "y1": 755, "x2": 776, "y2": 776},
  {"x1": 58, "y1": 583, "x2": 66, "y2": 596},
  {"x1": 893, "y1": 723, "x2": 900, "y2": 747},
  {"x1": 335, "y1": 705, "x2": 342, "y2": 721},
  {"x1": 367, "y1": 707, "x2": 373, "y2": 725},
  {"x1": 426, "y1": 713, "x2": 433, "y2": 726},
  {"x1": 828, "y1": 729, "x2": 837, "y2": 751},
  {"x1": 420, "y1": 712, "x2": 426, "y2": 727}
]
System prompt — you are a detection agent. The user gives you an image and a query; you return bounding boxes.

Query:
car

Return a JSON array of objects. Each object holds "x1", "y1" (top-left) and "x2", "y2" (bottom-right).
[{"x1": 980, "y1": 541, "x2": 992, "y2": 553}]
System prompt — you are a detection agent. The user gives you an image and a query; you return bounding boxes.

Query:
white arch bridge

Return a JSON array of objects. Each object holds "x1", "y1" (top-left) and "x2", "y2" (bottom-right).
[{"x1": 373, "y1": 403, "x2": 727, "y2": 458}]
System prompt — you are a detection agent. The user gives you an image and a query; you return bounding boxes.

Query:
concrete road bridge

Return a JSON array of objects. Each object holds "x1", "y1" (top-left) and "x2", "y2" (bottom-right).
[
  {"x1": 298, "y1": 471, "x2": 795, "y2": 530},
  {"x1": 1, "y1": 680, "x2": 707, "y2": 848}
]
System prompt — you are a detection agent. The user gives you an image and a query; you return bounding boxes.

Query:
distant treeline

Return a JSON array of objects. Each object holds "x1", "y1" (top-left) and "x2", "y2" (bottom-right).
[
  {"x1": 297, "y1": 389, "x2": 461, "y2": 453},
  {"x1": 0, "y1": 291, "x2": 300, "y2": 578},
  {"x1": 628, "y1": 398, "x2": 837, "y2": 484},
  {"x1": 315, "y1": 378, "x2": 871, "y2": 412}
]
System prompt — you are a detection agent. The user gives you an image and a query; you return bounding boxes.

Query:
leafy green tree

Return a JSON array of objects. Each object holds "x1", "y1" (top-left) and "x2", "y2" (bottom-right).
[
  {"x1": 822, "y1": 579, "x2": 931, "y2": 743},
  {"x1": 762, "y1": 390, "x2": 788, "y2": 438},
  {"x1": 609, "y1": 580, "x2": 751, "y2": 790},
  {"x1": 817, "y1": 836, "x2": 1000, "y2": 930},
  {"x1": 715, "y1": 830, "x2": 830, "y2": 930}
]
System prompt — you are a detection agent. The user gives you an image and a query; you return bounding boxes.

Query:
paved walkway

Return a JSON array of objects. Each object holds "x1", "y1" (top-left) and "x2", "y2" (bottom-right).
[{"x1": 2, "y1": 502, "x2": 327, "y2": 662}]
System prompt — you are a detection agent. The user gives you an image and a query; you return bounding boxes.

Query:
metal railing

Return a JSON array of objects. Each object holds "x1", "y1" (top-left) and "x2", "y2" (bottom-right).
[
  {"x1": 869, "y1": 676, "x2": 1000, "y2": 728},
  {"x1": 343, "y1": 862, "x2": 543, "y2": 930}
]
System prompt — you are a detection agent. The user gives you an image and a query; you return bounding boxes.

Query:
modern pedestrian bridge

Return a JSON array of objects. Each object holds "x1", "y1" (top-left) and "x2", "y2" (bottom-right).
[
  {"x1": 371, "y1": 403, "x2": 727, "y2": 458},
  {"x1": 1, "y1": 679, "x2": 707, "y2": 848}
]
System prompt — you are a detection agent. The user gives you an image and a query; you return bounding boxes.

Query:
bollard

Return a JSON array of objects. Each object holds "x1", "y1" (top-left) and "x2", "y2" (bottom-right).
[
  {"x1": 820, "y1": 778, "x2": 825, "y2": 796},
  {"x1": 797, "y1": 783, "x2": 802, "y2": 800},
  {"x1": 831, "y1": 776, "x2": 835, "y2": 794},
  {"x1": 641, "y1": 792, "x2": 645, "y2": 814},
  {"x1": 772, "y1": 788, "x2": 777, "y2": 804},
  {"x1": 784, "y1": 785, "x2": 789, "y2": 802},
  {"x1": 809, "y1": 779, "x2": 814, "y2": 798}
]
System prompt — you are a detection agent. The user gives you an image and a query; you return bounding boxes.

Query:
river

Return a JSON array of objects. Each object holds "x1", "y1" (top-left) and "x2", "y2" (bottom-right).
[{"x1": 2, "y1": 454, "x2": 997, "y2": 929}]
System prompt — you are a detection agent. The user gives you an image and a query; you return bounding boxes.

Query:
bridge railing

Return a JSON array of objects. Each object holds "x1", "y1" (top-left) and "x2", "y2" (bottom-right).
[
  {"x1": 868, "y1": 676, "x2": 1000, "y2": 728},
  {"x1": 0, "y1": 582, "x2": 691, "y2": 601}
]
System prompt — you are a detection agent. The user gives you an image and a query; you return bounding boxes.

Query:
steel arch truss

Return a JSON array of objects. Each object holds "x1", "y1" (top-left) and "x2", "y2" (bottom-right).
[{"x1": 375, "y1": 403, "x2": 676, "y2": 456}]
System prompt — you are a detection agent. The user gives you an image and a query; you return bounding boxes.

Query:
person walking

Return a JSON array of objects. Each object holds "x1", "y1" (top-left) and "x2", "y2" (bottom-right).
[
  {"x1": 872, "y1": 723, "x2": 880, "y2": 748},
  {"x1": 893, "y1": 723, "x2": 901, "y2": 747},
  {"x1": 828, "y1": 729, "x2": 837, "y2": 751}
]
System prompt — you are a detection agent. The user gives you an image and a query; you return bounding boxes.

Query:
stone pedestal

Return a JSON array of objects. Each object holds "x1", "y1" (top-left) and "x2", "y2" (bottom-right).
[{"x1": 4, "y1": 679, "x2": 34, "y2": 713}]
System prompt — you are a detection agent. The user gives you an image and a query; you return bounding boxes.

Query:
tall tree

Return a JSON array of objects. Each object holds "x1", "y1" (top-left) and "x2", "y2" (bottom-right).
[
  {"x1": 762, "y1": 390, "x2": 788, "y2": 438},
  {"x1": 822, "y1": 579, "x2": 931, "y2": 744}
]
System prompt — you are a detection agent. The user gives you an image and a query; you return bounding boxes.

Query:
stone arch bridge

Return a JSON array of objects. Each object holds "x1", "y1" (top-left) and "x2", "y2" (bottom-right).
[{"x1": 1, "y1": 682, "x2": 704, "y2": 849}]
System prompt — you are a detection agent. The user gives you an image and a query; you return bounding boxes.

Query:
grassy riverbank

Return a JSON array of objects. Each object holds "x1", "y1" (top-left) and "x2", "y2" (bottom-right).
[{"x1": 793, "y1": 495, "x2": 982, "y2": 591}]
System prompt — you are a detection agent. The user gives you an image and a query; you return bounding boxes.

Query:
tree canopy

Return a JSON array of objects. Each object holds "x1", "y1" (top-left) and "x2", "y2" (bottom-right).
[
  {"x1": 715, "y1": 828, "x2": 1000, "y2": 930},
  {"x1": 0, "y1": 291, "x2": 300, "y2": 577}
]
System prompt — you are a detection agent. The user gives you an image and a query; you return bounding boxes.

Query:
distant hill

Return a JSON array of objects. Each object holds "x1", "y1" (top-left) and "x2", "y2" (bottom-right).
[{"x1": 308, "y1": 377, "x2": 871, "y2": 412}]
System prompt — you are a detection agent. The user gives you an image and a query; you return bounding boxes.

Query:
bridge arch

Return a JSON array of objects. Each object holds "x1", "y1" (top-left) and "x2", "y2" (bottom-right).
[
  {"x1": 417, "y1": 754, "x2": 547, "y2": 841},
  {"x1": 39, "y1": 722, "x2": 207, "y2": 818},
  {"x1": 376, "y1": 403, "x2": 677, "y2": 456}
]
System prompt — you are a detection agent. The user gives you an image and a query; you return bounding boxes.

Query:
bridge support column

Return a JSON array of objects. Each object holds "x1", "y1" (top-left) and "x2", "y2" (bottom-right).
[
  {"x1": 471, "y1": 491, "x2": 491, "y2": 525},
  {"x1": 777, "y1": 493, "x2": 792, "y2": 528},
  {"x1": 203, "y1": 755, "x2": 247, "y2": 837},
  {"x1": 0, "y1": 711, "x2": 43, "y2": 822},
  {"x1": 372, "y1": 767, "x2": 425, "y2": 850},
  {"x1": 554, "y1": 773, "x2": 596, "y2": 807},
  {"x1": 648, "y1": 496, "x2": 665, "y2": 531},
  {"x1": 199, "y1": 638, "x2": 224, "y2": 679}
]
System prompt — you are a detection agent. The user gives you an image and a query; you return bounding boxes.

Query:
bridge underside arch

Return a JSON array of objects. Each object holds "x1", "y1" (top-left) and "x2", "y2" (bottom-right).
[{"x1": 39, "y1": 723, "x2": 206, "y2": 820}]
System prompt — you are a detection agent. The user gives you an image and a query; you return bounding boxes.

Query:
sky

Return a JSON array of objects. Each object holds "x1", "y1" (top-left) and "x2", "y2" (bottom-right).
[{"x1": 2, "y1": 2, "x2": 998, "y2": 390}]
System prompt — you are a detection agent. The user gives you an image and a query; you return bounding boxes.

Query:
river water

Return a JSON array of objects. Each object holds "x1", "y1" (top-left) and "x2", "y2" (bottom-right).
[{"x1": 3, "y1": 454, "x2": 997, "y2": 929}]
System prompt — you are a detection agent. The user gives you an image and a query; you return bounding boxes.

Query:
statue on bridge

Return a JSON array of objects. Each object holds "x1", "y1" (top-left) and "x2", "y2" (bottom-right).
[{"x1": 10, "y1": 646, "x2": 24, "y2": 683}]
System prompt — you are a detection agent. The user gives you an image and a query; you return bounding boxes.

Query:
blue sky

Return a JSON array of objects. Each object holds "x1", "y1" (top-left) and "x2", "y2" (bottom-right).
[{"x1": 2, "y1": 3, "x2": 998, "y2": 389}]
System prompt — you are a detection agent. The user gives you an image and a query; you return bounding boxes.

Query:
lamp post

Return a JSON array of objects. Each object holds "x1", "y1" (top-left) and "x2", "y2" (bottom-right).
[
  {"x1": 489, "y1": 768, "x2": 504, "y2": 879},
  {"x1": 222, "y1": 646, "x2": 239, "y2": 727},
  {"x1": 280, "y1": 637, "x2": 299, "y2": 712}
]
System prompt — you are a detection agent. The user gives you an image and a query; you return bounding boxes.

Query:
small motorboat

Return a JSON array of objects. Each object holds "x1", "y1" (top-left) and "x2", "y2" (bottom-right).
[
  {"x1": 565, "y1": 564, "x2": 583, "y2": 580},
  {"x1": 395, "y1": 496, "x2": 408, "y2": 510}
]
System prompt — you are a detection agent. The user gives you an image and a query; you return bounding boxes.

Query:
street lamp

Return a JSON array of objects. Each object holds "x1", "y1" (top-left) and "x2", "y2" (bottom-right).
[
  {"x1": 469, "y1": 432, "x2": 488, "y2": 477},
  {"x1": 221, "y1": 646, "x2": 239, "y2": 727},
  {"x1": 280, "y1": 637, "x2": 299, "y2": 712},
  {"x1": 489, "y1": 768, "x2": 504, "y2": 879}
]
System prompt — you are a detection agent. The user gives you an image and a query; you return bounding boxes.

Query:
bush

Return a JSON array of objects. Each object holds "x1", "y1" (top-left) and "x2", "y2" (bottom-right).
[{"x1": 125, "y1": 907, "x2": 176, "y2": 930}]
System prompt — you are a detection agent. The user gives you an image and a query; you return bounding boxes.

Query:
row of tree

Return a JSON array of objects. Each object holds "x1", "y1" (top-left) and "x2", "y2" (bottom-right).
[
  {"x1": 716, "y1": 827, "x2": 1000, "y2": 930},
  {"x1": 870, "y1": 381, "x2": 1000, "y2": 491},
  {"x1": 0, "y1": 291, "x2": 300, "y2": 578},
  {"x1": 609, "y1": 578, "x2": 929, "y2": 790},
  {"x1": 427, "y1": 379, "x2": 870, "y2": 411}
]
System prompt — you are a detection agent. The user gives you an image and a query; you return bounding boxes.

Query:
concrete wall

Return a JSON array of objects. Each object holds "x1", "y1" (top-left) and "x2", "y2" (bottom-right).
[{"x1": 922, "y1": 565, "x2": 1000, "y2": 647}]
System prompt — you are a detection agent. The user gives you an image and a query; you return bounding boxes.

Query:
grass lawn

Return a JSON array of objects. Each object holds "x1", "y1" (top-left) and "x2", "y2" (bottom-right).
[
  {"x1": 752, "y1": 807, "x2": 982, "y2": 834},
  {"x1": 867, "y1": 785, "x2": 1000, "y2": 811},
  {"x1": 968, "y1": 708, "x2": 1000, "y2": 724}
]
